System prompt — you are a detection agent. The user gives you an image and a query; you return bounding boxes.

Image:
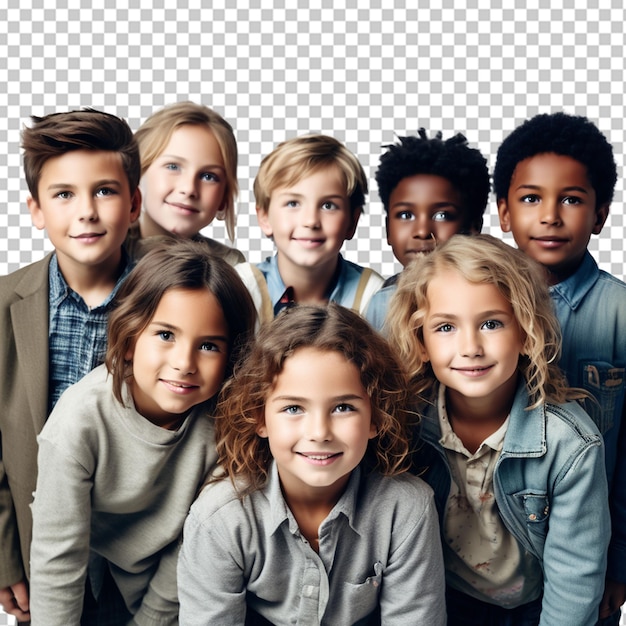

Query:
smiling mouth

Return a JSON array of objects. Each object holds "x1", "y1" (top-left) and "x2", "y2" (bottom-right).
[
  {"x1": 72, "y1": 232, "x2": 105, "y2": 239},
  {"x1": 452, "y1": 365, "x2": 493, "y2": 376},
  {"x1": 167, "y1": 202, "x2": 199, "y2": 214},
  {"x1": 297, "y1": 452, "x2": 342, "y2": 460},
  {"x1": 161, "y1": 379, "x2": 199, "y2": 392}
]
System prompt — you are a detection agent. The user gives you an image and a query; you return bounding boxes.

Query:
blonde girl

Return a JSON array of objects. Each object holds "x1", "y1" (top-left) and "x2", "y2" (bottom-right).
[
  {"x1": 178, "y1": 303, "x2": 446, "y2": 625},
  {"x1": 128, "y1": 101, "x2": 244, "y2": 264},
  {"x1": 386, "y1": 233, "x2": 610, "y2": 626},
  {"x1": 30, "y1": 240, "x2": 256, "y2": 625}
]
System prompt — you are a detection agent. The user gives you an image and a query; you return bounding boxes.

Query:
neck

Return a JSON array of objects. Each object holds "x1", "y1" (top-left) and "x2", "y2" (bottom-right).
[
  {"x1": 57, "y1": 251, "x2": 123, "y2": 308},
  {"x1": 275, "y1": 254, "x2": 340, "y2": 304},
  {"x1": 140, "y1": 212, "x2": 176, "y2": 238}
]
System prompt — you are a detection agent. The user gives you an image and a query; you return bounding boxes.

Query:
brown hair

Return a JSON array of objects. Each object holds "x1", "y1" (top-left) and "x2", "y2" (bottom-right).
[
  {"x1": 386, "y1": 234, "x2": 583, "y2": 409},
  {"x1": 253, "y1": 134, "x2": 368, "y2": 216},
  {"x1": 22, "y1": 108, "x2": 140, "y2": 201},
  {"x1": 215, "y1": 303, "x2": 414, "y2": 496},
  {"x1": 105, "y1": 239, "x2": 256, "y2": 407},
  {"x1": 135, "y1": 101, "x2": 239, "y2": 241}
]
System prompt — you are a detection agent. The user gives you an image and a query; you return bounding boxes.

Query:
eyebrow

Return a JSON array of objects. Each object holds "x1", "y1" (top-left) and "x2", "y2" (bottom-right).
[
  {"x1": 270, "y1": 394, "x2": 366, "y2": 403},
  {"x1": 149, "y1": 321, "x2": 228, "y2": 342},
  {"x1": 159, "y1": 154, "x2": 225, "y2": 170},
  {"x1": 47, "y1": 179, "x2": 123, "y2": 191},
  {"x1": 275, "y1": 192, "x2": 346, "y2": 201},
  {"x1": 428, "y1": 309, "x2": 512, "y2": 321},
  {"x1": 514, "y1": 183, "x2": 589, "y2": 195}
]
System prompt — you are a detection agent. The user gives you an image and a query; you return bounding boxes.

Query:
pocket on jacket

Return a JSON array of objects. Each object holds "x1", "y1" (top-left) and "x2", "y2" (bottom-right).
[
  {"x1": 580, "y1": 361, "x2": 625, "y2": 434},
  {"x1": 514, "y1": 491, "x2": 550, "y2": 532}
]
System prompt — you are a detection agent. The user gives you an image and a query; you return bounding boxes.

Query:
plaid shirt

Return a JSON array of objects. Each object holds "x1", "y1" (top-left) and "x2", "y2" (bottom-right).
[{"x1": 48, "y1": 253, "x2": 132, "y2": 411}]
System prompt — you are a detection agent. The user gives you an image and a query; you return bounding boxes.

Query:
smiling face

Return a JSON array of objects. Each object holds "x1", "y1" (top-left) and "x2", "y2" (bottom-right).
[
  {"x1": 257, "y1": 166, "x2": 360, "y2": 283},
  {"x1": 498, "y1": 152, "x2": 608, "y2": 285},
  {"x1": 386, "y1": 174, "x2": 466, "y2": 267},
  {"x1": 140, "y1": 124, "x2": 228, "y2": 238},
  {"x1": 27, "y1": 149, "x2": 141, "y2": 281},
  {"x1": 421, "y1": 270, "x2": 524, "y2": 415},
  {"x1": 128, "y1": 287, "x2": 230, "y2": 429},
  {"x1": 258, "y1": 347, "x2": 376, "y2": 505}
]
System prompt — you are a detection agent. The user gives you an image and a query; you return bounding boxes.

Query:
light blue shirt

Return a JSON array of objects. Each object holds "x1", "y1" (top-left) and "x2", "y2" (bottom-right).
[
  {"x1": 549, "y1": 250, "x2": 626, "y2": 582},
  {"x1": 256, "y1": 253, "x2": 383, "y2": 316}
]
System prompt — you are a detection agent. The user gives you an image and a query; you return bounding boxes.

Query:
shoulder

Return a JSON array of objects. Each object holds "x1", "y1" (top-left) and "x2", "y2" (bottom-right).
[
  {"x1": 194, "y1": 235, "x2": 246, "y2": 266},
  {"x1": 187, "y1": 477, "x2": 257, "y2": 527},
  {"x1": 357, "y1": 471, "x2": 435, "y2": 518},
  {"x1": 595, "y1": 268, "x2": 626, "y2": 298},
  {"x1": 0, "y1": 254, "x2": 51, "y2": 298},
  {"x1": 544, "y1": 399, "x2": 603, "y2": 440}
]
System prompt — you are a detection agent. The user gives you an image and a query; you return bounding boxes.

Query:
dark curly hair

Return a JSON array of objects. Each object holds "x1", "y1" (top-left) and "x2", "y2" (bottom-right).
[
  {"x1": 214, "y1": 303, "x2": 415, "y2": 495},
  {"x1": 493, "y1": 112, "x2": 617, "y2": 208},
  {"x1": 375, "y1": 128, "x2": 490, "y2": 232}
]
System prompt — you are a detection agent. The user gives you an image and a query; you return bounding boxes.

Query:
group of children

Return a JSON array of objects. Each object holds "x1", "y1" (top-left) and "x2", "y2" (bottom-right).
[{"x1": 0, "y1": 102, "x2": 623, "y2": 626}]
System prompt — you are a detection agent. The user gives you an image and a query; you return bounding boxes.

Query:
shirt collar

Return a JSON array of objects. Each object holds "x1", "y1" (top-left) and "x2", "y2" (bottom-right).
[
  {"x1": 265, "y1": 254, "x2": 345, "y2": 314},
  {"x1": 266, "y1": 460, "x2": 362, "y2": 537},
  {"x1": 48, "y1": 251, "x2": 134, "y2": 311},
  {"x1": 549, "y1": 251, "x2": 599, "y2": 311}
]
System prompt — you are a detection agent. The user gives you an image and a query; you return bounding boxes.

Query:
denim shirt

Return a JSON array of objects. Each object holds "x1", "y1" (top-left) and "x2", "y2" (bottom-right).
[
  {"x1": 417, "y1": 381, "x2": 610, "y2": 626},
  {"x1": 364, "y1": 275, "x2": 399, "y2": 331},
  {"x1": 549, "y1": 251, "x2": 626, "y2": 582}
]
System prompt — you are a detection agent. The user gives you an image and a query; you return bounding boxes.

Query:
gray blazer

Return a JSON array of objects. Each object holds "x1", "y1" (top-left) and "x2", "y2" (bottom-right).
[{"x1": 0, "y1": 254, "x2": 51, "y2": 586}]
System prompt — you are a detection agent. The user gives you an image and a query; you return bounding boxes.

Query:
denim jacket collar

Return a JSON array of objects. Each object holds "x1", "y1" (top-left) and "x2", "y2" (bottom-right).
[{"x1": 549, "y1": 251, "x2": 599, "y2": 312}]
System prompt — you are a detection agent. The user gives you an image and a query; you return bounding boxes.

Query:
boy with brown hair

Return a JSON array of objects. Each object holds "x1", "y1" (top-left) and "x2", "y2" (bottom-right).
[{"x1": 0, "y1": 108, "x2": 141, "y2": 622}]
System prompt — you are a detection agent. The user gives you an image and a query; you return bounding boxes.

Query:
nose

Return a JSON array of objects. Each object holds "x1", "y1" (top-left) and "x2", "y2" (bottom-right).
[
  {"x1": 305, "y1": 411, "x2": 332, "y2": 441},
  {"x1": 459, "y1": 327, "x2": 483, "y2": 358},
  {"x1": 540, "y1": 198, "x2": 562, "y2": 225},
  {"x1": 171, "y1": 343, "x2": 197, "y2": 375},
  {"x1": 78, "y1": 196, "x2": 98, "y2": 222},
  {"x1": 412, "y1": 214, "x2": 433, "y2": 239},
  {"x1": 301, "y1": 204, "x2": 321, "y2": 229},
  {"x1": 178, "y1": 172, "x2": 199, "y2": 199}
]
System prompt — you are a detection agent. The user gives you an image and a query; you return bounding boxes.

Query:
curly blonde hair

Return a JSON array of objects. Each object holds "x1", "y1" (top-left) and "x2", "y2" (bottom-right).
[
  {"x1": 215, "y1": 303, "x2": 414, "y2": 495},
  {"x1": 135, "y1": 101, "x2": 239, "y2": 240},
  {"x1": 386, "y1": 234, "x2": 581, "y2": 409}
]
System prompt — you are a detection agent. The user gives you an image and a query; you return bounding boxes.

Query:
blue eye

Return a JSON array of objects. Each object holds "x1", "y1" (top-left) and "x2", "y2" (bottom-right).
[
  {"x1": 321, "y1": 201, "x2": 338, "y2": 210},
  {"x1": 200, "y1": 172, "x2": 219, "y2": 182},
  {"x1": 436, "y1": 323, "x2": 454, "y2": 333},
  {"x1": 283, "y1": 405, "x2": 303, "y2": 415},
  {"x1": 481, "y1": 319, "x2": 503, "y2": 330},
  {"x1": 432, "y1": 210, "x2": 457, "y2": 222},
  {"x1": 165, "y1": 163, "x2": 180, "y2": 172},
  {"x1": 157, "y1": 330, "x2": 174, "y2": 341}
]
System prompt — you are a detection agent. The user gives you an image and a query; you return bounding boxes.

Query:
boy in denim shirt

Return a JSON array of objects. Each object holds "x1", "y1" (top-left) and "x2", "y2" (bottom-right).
[
  {"x1": 365, "y1": 129, "x2": 490, "y2": 330},
  {"x1": 495, "y1": 111, "x2": 625, "y2": 625},
  {"x1": 0, "y1": 109, "x2": 141, "y2": 621}
]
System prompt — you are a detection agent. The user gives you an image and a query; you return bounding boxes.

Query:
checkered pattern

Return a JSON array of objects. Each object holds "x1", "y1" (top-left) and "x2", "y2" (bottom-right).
[{"x1": 1, "y1": 1, "x2": 626, "y2": 624}]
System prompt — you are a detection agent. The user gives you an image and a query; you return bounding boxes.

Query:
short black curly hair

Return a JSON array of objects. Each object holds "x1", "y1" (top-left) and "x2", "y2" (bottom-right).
[
  {"x1": 375, "y1": 129, "x2": 490, "y2": 232},
  {"x1": 493, "y1": 112, "x2": 617, "y2": 208}
]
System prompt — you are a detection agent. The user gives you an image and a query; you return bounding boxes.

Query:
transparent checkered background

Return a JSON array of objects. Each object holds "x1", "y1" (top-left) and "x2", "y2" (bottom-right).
[{"x1": 1, "y1": 1, "x2": 625, "y2": 623}]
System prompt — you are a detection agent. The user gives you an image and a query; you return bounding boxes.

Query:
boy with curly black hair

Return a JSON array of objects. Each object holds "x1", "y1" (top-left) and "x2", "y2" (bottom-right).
[
  {"x1": 495, "y1": 111, "x2": 625, "y2": 625},
  {"x1": 365, "y1": 129, "x2": 490, "y2": 330}
]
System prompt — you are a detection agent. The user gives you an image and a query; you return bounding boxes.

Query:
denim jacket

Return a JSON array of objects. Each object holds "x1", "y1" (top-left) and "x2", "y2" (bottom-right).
[
  {"x1": 416, "y1": 381, "x2": 610, "y2": 626},
  {"x1": 550, "y1": 251, "x2": 626, "y2": 582}
]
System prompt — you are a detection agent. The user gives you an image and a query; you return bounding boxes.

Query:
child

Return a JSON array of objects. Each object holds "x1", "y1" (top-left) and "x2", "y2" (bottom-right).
[
  {"x1": 494, "y1": 112, "x2": 626, "y2": 625},
  {"x1": 127, "y1": 101, "x2": 244, "y2": 265},
  {"x1": 365, "y1": 129, "x2": 490, "y2": 330},
  {"x1": 0, "y1": 108, "x2": 141, "y2": 622},
  {"x1": 386, "y1": 234, "x2": 610, "y2": 625},
  {"x1": 235, "y1": 134, "x2": 383, "y2": 323},
  {"x1": 177, "y1": 303, "x2": 446, "y2": 624},
  {"x1": 29, "y1": 240, "x2": 256, "y2": 624}
]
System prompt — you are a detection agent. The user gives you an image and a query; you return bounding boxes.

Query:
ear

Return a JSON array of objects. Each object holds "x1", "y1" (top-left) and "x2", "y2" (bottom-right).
[
  {"x1": 497, "y1": 198, "x2": 512, "y2": 233},
  {"x1": 129, "y1": 188, "x2": 142, "y2": 224},
  {"x1": 27, "y1": 196, "x2": 46, "y2": 231},
  {"x1": 345, "y1": 206, "x2": 362, "y2": 241},
  {"x1": 418, "y1": 340, "x2": 430, "y2": 363},
  {"x1": 256, "y1": 423, "x2": 268, "y2": 438},
  {"x1": 368, "y1": 420, "x2": 378, "y2": 439},
  {"x1": 385, "y1": 215, "x2": 390, "y2": 245},
  {"x1": 216, "y1": 207, "x2": 226, "y2": 221},
  {"x1": 592, "y1": 203, "x2": 610, "y2": 235},
  {"x1": 256, "y1": 206, "x2": 273, "y2": 237}
]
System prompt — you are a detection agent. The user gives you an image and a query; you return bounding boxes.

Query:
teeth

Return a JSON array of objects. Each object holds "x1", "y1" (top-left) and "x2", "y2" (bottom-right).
[{"x1": 308, "y1": 454, "x2": 333, "y2": 460}]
